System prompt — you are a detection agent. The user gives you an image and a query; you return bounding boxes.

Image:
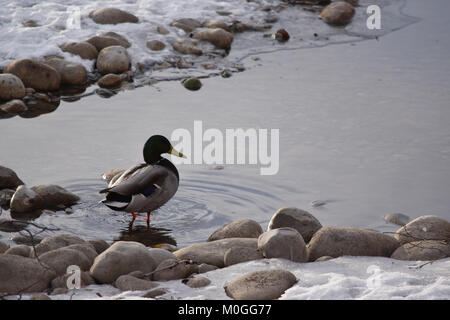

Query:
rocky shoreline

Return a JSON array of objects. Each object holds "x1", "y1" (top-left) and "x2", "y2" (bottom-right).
[
  {"x1": 1, "y1": 165, "x2": 449, "y2": 300},
  {"x1": 0, "y1": 1, "x2": 360, "y2": 119}
]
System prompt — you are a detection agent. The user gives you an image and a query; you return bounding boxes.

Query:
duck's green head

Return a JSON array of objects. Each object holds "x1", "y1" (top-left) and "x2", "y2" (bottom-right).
[{"x1": 143, "y1": 135, "x2": 185, "y2": 164}]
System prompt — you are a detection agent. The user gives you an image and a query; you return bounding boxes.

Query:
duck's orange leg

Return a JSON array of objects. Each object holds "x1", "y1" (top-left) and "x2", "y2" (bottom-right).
[{"x1": 146, "y1": 212, "x2": 151, "y2": 226}]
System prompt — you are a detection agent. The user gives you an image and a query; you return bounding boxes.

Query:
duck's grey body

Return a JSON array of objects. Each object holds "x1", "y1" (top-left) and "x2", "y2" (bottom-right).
[{"x1": 100, "y1": 159, "x2": 179, "y2": 213}]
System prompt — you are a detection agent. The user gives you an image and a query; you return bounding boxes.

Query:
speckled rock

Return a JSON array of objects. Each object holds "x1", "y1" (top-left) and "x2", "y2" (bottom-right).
[
  {"x1": 395, "y1": 215, "x2": 450, "y2": 245},
  {"x1": 307, "y1": 226, "x2": 400, "y2": 261},
  {"x1": 61, "y1": 41, "x2": 98, "y2": 60},
  {"x1": 0, "y1": 73, "x2": 26, "y2": 100},
  {"x1": 96, "y1": 46, "x2": 131, "y2": 74},
  {"x1": 268, "y1": 207, "x2": 322, "y2": 242},
  {"x1": 224, "y1": 269, "x2": 297, "y2": 300},
  {"x1": 258, "y1": 227, "x2": 308, "y2": 262},
  {"x1": 89, "y1": 7, "x2": 138, "y2": 25},
  {"x1": 208, "y1": 219, "x2": 263, "y2": 241},
  {"x1": 6, "y1": 59, "x2": 61, "y2": 91}
]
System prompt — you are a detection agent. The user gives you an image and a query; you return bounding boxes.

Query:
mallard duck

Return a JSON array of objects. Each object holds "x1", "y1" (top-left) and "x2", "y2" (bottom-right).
[{"x1": 100, "y1": 135, "x2": 185, "y2": 226}]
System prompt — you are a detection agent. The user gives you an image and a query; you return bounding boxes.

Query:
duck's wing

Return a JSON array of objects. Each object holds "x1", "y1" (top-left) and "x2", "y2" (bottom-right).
[{"x1": 99, "y1": 165, "x2": 168, "y2": 197}]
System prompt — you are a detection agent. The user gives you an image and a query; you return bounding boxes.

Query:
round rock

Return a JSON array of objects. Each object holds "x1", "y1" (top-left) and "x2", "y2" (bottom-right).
[
  {"x1": 38, "y1": 247, "x2": 92, "y2": 275},
  {"x1": 384, "y1": 213, "x2": 410, "y2": 226},
  {"x1": 258, "y1": 227, "x2": 308, "y2": 262},
  {"x1": 319, "y1": 1, "x2": 355, "y2": 26},
  {"x1": 4, "y1": 245, "x2": 31, "y2": 257},
  {"x1": 391, "y1": 240, "x2": 450, "y2": 261},
  {"x1": 86, "y1": 35, "x2": 129, "y2": 52},
  {"x1": 43, "y1": 58, "x2": 87, "y2": 85},
  {"x1": 0, "y1": 166, "x2": 24, "y2": 190},
  {"x1": 307, "y1": 226, "x2": 400, "y2": 261},
  {"x1": 61, "y1": 41, "x2": 98, "y2": 60},
  {"x1": 0, "y1": 73, "x2": 26, "y2": 100},
  {"x1": 31, "y1": 184, "x2": 80, "y2": 210},
  {"x1": 192, "y1": 28, "x2": 233, "y2": 50},
  {"x1": 146, "y1": 40, "x2": 166, "y2": 51},
  {"x1": 89, "y1": 7, "x2": 138, "y2": 24},
  {"x1": 115, "y1": 274, "x2": 159, "y2": 291},
  {"x1": 268, "y1": 207, "x2": 322, "y2": 242},
  {"x1": 90, "y1": 241, "x2": 158, "y2": 284},
  {"x1": 225, "y1": 269, "x2": 297, "y2": 300},
  {"x1": 10, "y1": 185, "x2": 43, "y2": 213},
  {"x1": 183, "y1": 276, "x2": 211, "y2": 288},
  {"x1": 208, "y1": 219, "x2": 263, "y2": 241},
  {"x1": 96, "y1": 46, "x2": 131, "y2": 75},
  {"x1": 395, "y1": 215, "x2": 450, "y2": 245},
  {"x1": 97, "y1": 73, "x2": 122, "y2": 88},
  {"x1": 6, "y1": 59, "x2": 61, "y2": 91}
]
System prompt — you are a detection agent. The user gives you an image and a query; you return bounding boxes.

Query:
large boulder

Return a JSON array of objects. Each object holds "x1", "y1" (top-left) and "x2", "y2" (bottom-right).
[
  {"x1": 43, "y1": 58, "x2": 87, "y2": 85},
  {"x1": 0, "y1": 166, "x2": 24, "y2": 190},
  {"x1": 208, "y1": 219, "x2": 263, "y2": 241},
  {"x1": 307, "y1": 226, "x2": 400, "y2": 261},
  {"x1": 6, "y1": 59, "x2": 61, "y2": 91},
  {"x1": 38, "y1": 247, "x2": 92, "y2": 276},
  {"x1": 10, "y1": 185, "x2": 43, "y2": 213},
  {"x1": 391, "y1": 240, "x2": 450, "y2": 261},
  {"x1": 31, "y1": 184, "x2": 80, "y2": 210},
  {"x1": 395, "y1": 215, "x2": 450, "y2": 245},
  {"x1": 319, "y1": 1, "x2": 355, "y2": 26},
  {"x1": 96, "y1": 46, "x2": 131, "y2": 75},
  {"x1": 268, "y1": 207, "x2": 322, "y2": 242},
  {"x1": 0, "y1": 73, "x2": 26, "y2": 100},
  {"x1": 258, "y1": 227, "x2": 308, "y2": 262},
  {"x1": 89, "y1": 8, "x2": 139, "y2": 25},
  {"x1": 224, "y1": 269, "x2": 297, "y2": 300},
  {"x1": 174, "y1": 238, "x2": 258, "y2": 267},
  {"x1": 90, "y1": 241, "x2": 158, "y2": 284},
  {"x1": 192, "y1": 28, "x2": 233, "y2": 50},
  {"x1": 60, "y1": 41, "x2": 98, "y2": 60},
  {"x1": 0, "y1": 255, "x2": 56, "y2": 294}
]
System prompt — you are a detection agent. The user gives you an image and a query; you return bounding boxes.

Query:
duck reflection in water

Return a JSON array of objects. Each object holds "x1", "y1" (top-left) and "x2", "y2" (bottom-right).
[{"x1": 117, "y1": 223, "x2": 177, "y2": 248}]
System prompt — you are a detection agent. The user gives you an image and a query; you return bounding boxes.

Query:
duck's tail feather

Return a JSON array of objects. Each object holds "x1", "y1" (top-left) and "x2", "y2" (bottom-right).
[{"x1": 99, "y1": 191, "x2": 132, "y2": 211}]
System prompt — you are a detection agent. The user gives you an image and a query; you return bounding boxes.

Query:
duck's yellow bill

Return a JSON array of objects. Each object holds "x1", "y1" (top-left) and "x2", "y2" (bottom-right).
[{"x1": 169, "y1": 146, "x2": 186, "y2": 158}]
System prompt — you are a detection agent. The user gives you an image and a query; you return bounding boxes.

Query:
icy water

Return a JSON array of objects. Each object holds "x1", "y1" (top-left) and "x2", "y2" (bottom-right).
[{"x1": 1, "y1": 0, "x2": 450, "y2": 250}]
